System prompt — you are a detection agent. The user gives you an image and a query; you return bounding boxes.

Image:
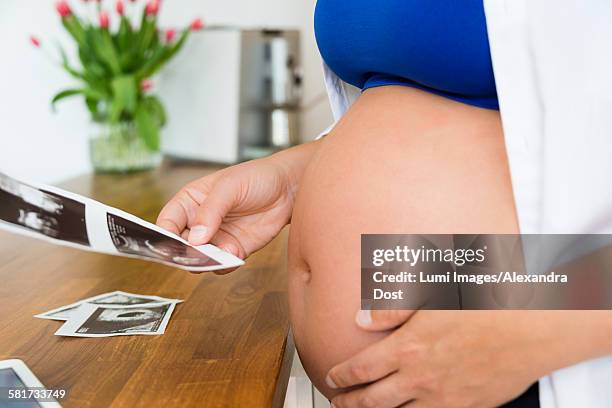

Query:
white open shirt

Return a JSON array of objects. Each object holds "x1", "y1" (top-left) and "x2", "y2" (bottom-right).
[{"x1": 319, "y1": 1, "x2": 612, "y2": 406}]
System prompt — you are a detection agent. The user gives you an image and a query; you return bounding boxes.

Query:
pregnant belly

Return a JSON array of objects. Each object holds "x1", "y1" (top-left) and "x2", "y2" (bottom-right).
[{"x1": 287, "y1": 86, "x2": 519, "y2": 397}]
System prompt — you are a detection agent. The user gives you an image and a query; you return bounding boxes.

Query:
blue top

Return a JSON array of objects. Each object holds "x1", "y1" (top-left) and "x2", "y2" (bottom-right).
[{"x1": 314, "y1": 0, "x2": 499, "y2": 110}]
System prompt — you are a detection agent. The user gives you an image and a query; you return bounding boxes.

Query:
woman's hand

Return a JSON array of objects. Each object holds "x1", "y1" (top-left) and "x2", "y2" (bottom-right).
[
  {"x1": 326, "y1": 310, "x2": 612, "y2": 408},
  {"x1": 157, "y1": 140, "x2": 321, "y2": 272}
]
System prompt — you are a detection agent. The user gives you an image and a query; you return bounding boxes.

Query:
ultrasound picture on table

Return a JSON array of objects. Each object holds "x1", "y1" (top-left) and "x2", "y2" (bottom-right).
[
  {"x1": 75, "y1": 303, "x2": 172, "y2": 335},
  {"x1": 91, "y1": 292, "x2": 166, "y2": 306},
  {"x1": 35, "y1": 290, "x2": 180, "y2": 321},
  {"x1": 106, "y1": 213, "x2": 220, "y2": 267},
  {"x1": 0, "y1": 173, "x2": 89, "y2": 246}
]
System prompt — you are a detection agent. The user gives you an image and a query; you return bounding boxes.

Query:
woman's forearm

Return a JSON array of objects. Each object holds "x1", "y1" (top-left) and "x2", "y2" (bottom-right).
[
  {"x1": 562, "y1": 311, "x2": 612, "y2": 362},
  {"x1": 267, "y1": 138, "x2": 323, "y2": 195},
  {"x1": 531, "y1": 311, "x2": 612, "y2": 377}
]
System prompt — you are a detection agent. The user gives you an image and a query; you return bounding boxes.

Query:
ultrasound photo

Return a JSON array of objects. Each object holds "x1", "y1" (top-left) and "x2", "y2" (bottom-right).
[
  {"x1": 35, "y1": 291, "x2": 179, "y2": 321},
  {"x1": 92, "y1": 292, "x2": 165, "y2": 306},
  {"x1": 0, "y1": 173, "x2": 89, "y2": 246},
  {"x1": 74, "y1": 303, "x2": 173, "y2": 335},
  {"x1": 0, "y1": 173, "x2": 241, "y2": 272},
  {"x1": 106, "y1": 213, "x2": 220, "y2": 267}
]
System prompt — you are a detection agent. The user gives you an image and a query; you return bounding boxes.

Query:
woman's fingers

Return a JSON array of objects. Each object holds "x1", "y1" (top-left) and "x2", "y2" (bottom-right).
[
  {"x1": 326, "y1": 335, "x2": 399, "y2": 389},
  {"x1": 156, "y1": 185, "x2": 204, "y2": 235},
  {"x1": 355, "y1": 309, "x2": 417, "y2": 331},
  {"x1": 188, "y1": 179, "x2": 240, "y2": 245},
  {"x1": 209, "y1": 233, "x2": 246, "y2": 275},
  {"x1": 331, "y1": 373, "x2": 416, "y2": 408},
  {"x1": 209, "y1": 229, "x2": 247, "y2": 259},
  {"x1": 181, "y1": 229, "x2": 190, "y2": 241}
]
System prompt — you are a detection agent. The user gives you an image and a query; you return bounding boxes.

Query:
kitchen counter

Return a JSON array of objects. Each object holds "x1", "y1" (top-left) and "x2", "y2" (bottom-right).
[{"x1": 0, "y1": 161, "x2": 293, "y2": 407}]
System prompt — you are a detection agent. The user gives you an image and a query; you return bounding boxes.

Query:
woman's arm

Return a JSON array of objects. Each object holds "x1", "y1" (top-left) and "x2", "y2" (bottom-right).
[
  {"x1": 548, "y1": 311, "x2": 612, "y2": 366},
  {"x1": 156, "y1": 138, "x2": 322, "y2": 266},
  {"x1": 267, "y1": 137, "x2": 324, "y2": 203}
]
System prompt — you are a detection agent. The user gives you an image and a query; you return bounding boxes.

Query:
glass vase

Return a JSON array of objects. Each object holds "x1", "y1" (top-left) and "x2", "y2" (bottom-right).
[{"x1": 89, "y1": 121, "x2": 162, "y2": 173}]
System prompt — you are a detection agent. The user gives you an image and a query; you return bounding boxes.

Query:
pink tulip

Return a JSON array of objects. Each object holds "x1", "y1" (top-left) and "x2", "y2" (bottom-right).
[
  {"x1": 165, "y1": 29, "x2": 176, "y2": 42},
  {"x1": 55, "y1": 1, "x2": 72, "y2": 18},
  {"x1": 190, "y1": 18, "x2": 204, "y2": 31},
  {"x1": 116, "y1": 0, "x2": 124, "y2": 15},
  {"x1": 145, "y1": 0, "x2": 159, "y2": 16},
  {"x1": 29, "y1": 36, "x2": 41, "y2": 48},
  {"x1": 141, "y1": 79, "x2": 153, "y2": 92},
  {"x1": 99, "y1": 11, "x2": 110, "y2": 28}
]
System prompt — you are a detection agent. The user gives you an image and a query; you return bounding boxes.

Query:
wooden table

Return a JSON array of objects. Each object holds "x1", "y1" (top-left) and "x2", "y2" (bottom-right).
[{"x1": 0, "y1": 162, "x2": 294, "y2": 407}]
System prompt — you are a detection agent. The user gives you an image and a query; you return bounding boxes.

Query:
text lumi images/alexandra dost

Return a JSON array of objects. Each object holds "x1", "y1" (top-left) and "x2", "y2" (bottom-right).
[{"x1": 369, "y1": 245, "x2": 568, "y2": 301}]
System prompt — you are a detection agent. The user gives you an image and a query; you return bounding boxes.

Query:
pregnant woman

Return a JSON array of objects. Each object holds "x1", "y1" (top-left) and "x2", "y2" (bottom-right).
[{"x1": 157, "y1": 1, "x2": 612, "y2": 406}]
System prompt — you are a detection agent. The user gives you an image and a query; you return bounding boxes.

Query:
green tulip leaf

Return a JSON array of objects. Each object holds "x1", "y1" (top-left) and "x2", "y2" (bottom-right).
[
  {"x1": 51, "y1": 89, "x2": 84, "y2": 111},
  {"x1": 109, "y1": 75, "x2": 137, "y2": 122},
  {"x1": 143, "y1": 95, "x2": 167, "y2": 126},
  {"x1": 51, "y1": 88, "x2": 105, "y2": 111},
  {"x1": 135, "y1": 104, "x2": 160, "y2": 151}
]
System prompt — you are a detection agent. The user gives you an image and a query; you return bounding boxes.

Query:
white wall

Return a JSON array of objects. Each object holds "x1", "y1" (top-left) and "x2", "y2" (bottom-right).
[
  {"x1": 0, "y1": 0, "x2": 332, "y2": 183},
  {"x1": 0, "y1": 1, "x2": 91, "y2": 183}
]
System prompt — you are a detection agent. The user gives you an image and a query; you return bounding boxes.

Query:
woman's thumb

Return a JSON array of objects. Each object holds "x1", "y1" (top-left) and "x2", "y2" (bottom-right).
[
  {"x1": 355, "y1": 309, "x2": 416, "y2": 331},
  {"x1": 187, "y1": 181, "x2": 237, "y2": 245}
]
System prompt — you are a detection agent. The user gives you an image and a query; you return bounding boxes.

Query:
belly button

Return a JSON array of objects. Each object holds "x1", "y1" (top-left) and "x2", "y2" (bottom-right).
[{"x1": 301, "y1": 268, "x2": 312, "y2": 283}]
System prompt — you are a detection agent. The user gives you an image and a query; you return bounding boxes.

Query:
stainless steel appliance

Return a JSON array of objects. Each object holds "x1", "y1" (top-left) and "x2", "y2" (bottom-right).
[{"x1": 159, "y1": 27, "x2": 302, "y2": 164}]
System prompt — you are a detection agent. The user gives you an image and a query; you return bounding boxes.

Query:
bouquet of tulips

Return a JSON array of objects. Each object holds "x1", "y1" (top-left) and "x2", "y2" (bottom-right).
[{"x1": 33, "y1": 0, "x2": 203, "y2": 151}]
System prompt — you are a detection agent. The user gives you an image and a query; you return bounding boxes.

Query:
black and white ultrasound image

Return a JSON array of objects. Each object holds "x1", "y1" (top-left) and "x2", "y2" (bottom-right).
[
  {"x1": 0, "y1": 173, "x2": 89, "y2": 246},
  {"x1": 75, "y1": 304, "x2": 171, "y2": 335},
  {"x1": 106, "y1": 213, "x2": 220, "y2": 267}
]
